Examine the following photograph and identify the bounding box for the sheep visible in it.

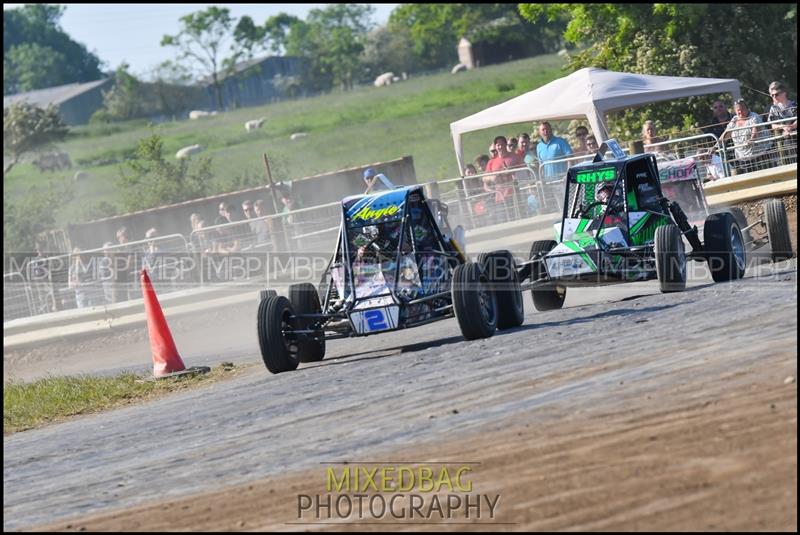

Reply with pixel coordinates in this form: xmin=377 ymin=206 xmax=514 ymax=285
xmin=189 ymin=110 xmax=211 ymax=120
xmin=175 ymin=144 xmax=203 ymax=159
xmin=451 ymin=63 xmax=467 ymax=74
xmin=374 ymin=72 xmax=394 ymax=87
xmin=290 ymin=132 xmax=308 ymax=141
xmin=73 ymin=170 xmax=89 ymax=181
xmin=245 ymin=118 xmax=267 ymax=132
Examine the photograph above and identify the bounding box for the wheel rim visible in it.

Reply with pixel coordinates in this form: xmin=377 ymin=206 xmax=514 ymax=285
xmin=730 ymin=228 xmax=745 ymax=272
xmin=478 ymin=282 xmax=496 ymax=325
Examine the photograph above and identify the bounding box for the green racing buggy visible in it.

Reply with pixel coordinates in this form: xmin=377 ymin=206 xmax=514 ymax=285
xmin=517 ymin=140 xmax=793 ymax=310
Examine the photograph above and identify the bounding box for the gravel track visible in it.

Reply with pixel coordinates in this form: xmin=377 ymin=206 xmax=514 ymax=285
xmin=3 ymin=258 xmax=796 ymax=531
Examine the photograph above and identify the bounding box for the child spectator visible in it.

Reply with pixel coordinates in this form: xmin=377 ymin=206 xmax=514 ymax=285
xmin=474 ymin=154 xmax=490 ymax=173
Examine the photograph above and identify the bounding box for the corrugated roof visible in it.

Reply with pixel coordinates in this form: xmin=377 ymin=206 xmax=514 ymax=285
xmin=3 ymin=78 xmax=112 ymax=109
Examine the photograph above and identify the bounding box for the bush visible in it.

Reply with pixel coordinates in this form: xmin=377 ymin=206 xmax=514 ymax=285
xmin=118 ymin=132 xmax=212 ymax=212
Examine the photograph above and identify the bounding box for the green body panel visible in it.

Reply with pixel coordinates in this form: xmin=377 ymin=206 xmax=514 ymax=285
xmin=629 ymin=214 xmax=670 ymax=246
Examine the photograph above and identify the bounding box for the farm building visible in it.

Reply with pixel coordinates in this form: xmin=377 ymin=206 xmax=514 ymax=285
xmin=203 ymin=55 xmax=305 ymax=111
xmin=3 ymin=78 xmax=113 ymax=126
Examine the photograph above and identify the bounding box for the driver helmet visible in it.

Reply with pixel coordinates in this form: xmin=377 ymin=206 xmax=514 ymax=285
xmin=597 ymin=183 xmax=614 ymax=203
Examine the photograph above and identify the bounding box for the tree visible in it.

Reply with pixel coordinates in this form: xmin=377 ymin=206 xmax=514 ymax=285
xmin=149 ymin=60 xmax=202 ymax=118
xmin=3 ymin=102 xmax=69 ymax=176
xmin=255 ymin=5 xmax=372 ymax=92
xmin=362 ymin=26 xmax=416 ymax=79
xmin=91 ymin=63 xmax=144 ymax=123
xmin=3 ymin=180 xmax=73 ymax=254
xmin=519 ymin=4 xmax=797 ymax=137
xmin=161 ymin=6 xmax=239 ymax=110
xmin=389 ymin=4 xmax=564 ymax=71
xmin=306 ymin=4 xmax=374 ymax=91
xmin=118 ymin=133 xmax=212 ymax=212
xmin=3 ymin=4 xmax=103 ymax=95
xmin=262 ymin=13 xmax=303 ymax=55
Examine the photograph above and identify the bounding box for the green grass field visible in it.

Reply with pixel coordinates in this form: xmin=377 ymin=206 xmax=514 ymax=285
xmin=4 ymin=54 xmax=568 ymax=226
xmin=3 ymin=363 xmax=247 ymax=434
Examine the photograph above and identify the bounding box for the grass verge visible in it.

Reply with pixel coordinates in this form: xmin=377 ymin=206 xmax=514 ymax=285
xmin=3 ymin=362 xmax=249 ymax=435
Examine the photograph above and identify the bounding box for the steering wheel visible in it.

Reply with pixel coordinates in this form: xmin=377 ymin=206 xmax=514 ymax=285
xmin=577 ymin=201 xmax=606 ymax=219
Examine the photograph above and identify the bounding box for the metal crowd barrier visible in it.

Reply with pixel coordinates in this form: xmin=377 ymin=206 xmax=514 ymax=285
xmin=426 ymin=165 xmax=540 ymax=231
xmin=24 ymin=234 xmax=192 ymax=314
xmin=716 ymin=115 xmax=796 ymax=176
xmin=3 ymin=271 xmax=35 ymax=321
xmin=644 ymin=133 xmax=721 ymax=181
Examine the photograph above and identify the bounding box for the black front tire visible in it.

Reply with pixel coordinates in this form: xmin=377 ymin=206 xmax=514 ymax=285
xmin=704 ymin=212 xmax=746 ymax=282
xmin=654 ymin=224 xmax=687 ymax=293
xmin=287 ymin=283 xmax=326 ymax=363
xmin=257 ymin=296 xmax=301 ymax=374
xmin=765 ymin=199 xmax=793 ymax=262
xmin=451 ymin=262 xmax=497 ymax=340
xmin=477 ymin=250 xmax=524 ymax=329
xmin=529 ymin=240 xmax=566 ymax=311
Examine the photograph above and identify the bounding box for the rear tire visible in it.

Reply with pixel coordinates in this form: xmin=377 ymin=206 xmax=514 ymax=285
xmin=451 ymin=262 xmax=497 ymax=340
xmin=287 ymin=283 xmax=326 ymax=363
xmin=765 ymin=199 xmax=793 ymax=262
xmin=257 ymin=296 xmax=301 ymax=374
xmin=259 ymin=289 xmax=277 ymax=302
xmin=529 ymin=240 xmax=566 ymax=311
xmin=704 ymin=212 xmax=746 ymax=282
xmin=654 ymin=224 xmax=687 ymax=292
xmin=477 ymin=250 xmax=524 ymax=329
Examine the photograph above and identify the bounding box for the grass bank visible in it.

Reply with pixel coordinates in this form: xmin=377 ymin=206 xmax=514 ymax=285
xmin=4 ymin=54 xmax=567 ymax=226
xmin=3 ymin=362 xmax=249 ymax=434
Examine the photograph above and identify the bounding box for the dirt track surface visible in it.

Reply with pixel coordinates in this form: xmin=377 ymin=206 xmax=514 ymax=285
xmin=6 ymin=259 xmax=797 ymax=532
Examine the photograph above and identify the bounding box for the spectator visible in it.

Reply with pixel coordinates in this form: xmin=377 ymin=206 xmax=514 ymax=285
xmin=68 ymin=247 xmax=98 ymax=308
xmin=721 ymin=99 xmax=772 ymax=174
xmin=642 ymin=120 xmax=671 ymax=155
xmin=214 ymin=203 xmax=241 ymax=252
xmin=701 ymin=100 xmax=733 ymax=139
xmin=195 ymin=219 xmax=213 ymax=253
xmin=98 ymin=242 xmax=115 ymax=304
xmin=767 ymin=81 xmax=797 ymax=165
xmin=215 ymin=202 xmax=229 ymax=226
xmin=536 ymin=121 xmax=573 ymax=180
xmin=242 ymin=199 xmax=255 ymax=220
xmin=507 ymin=137 xmax=518 ymax=154
xmin=485 ymin=135 xmax=523 ymax=221
xmin=474 ymin=154 xmax=490 ymax=173
xmin=517 ymin=133 xmax=536 ymax=165
xmin=112 ymin=226 xmax=136 ymax=303
xmin=142 ymin=227 xmax=159 ymax=271
xmin=190 ymin=212 xmax=201 ymax=231
xmin=252 ymin=199 xmax=272 ymax=248
xmin=586 ymin=135 xmax=600 ymax=154
xmin=363 ymin=167 xmax=395 ymax=194
xmin=573 ymin=125 xmax=591 ymax=156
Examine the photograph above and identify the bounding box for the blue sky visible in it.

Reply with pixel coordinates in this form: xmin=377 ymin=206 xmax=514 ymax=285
xmin=4 ymin=4 xmax=399 ymax=78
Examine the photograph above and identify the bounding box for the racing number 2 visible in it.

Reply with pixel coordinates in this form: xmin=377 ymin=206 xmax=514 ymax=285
xmin=364 ymin=309 xmax=388 ymax=331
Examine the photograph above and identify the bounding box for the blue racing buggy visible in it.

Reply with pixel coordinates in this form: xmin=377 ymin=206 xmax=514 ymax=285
xmin=256 ymin=186 xmax=525 ymax=373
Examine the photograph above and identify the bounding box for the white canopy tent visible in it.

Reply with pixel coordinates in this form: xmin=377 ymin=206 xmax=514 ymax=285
xmin=450 ymin=67 xmax=741 ymax=172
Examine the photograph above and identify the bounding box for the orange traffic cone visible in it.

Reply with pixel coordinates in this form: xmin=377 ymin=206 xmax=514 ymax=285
xmin=141 ymin=268 xmax=187 ymax=377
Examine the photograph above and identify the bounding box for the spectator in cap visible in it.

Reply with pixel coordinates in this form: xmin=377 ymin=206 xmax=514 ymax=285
xmin=363 ymin=167 xmax=395 ymax=194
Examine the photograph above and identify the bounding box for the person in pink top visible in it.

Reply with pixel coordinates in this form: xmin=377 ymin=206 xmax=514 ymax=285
xmin=483 ymin=135 xmax=522 ymax=219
